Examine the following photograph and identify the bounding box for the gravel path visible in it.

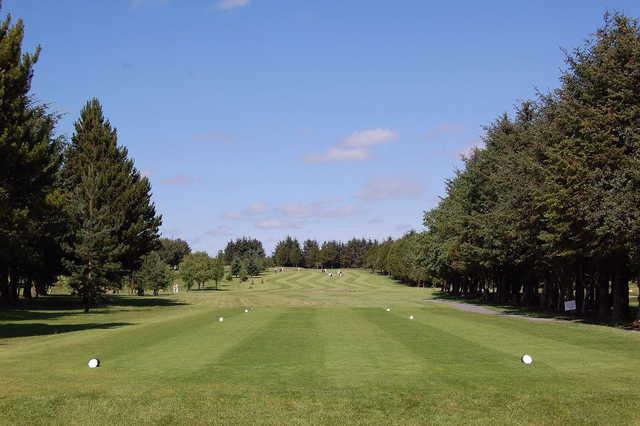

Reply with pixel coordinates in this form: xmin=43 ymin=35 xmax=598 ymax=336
xmin=425 ymin=299 xmax=556 ymax=322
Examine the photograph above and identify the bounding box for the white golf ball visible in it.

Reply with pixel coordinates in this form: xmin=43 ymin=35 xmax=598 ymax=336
xmin=244 ymin=309 xmax=249 ymax=313
xmin=88 ymin=358 xmax=100 ymax=368
xmin=521 ymin=354 xmax=533 ymax=365
xmin=218 ymin=317 xmax=224 ymax=322
xmin=409 ymin=315 xmax=414 ymax=320
xmin=385 ymin=308 xmax=391 ymax=312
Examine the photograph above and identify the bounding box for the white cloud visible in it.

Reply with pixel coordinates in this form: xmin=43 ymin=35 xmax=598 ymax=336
xmin=343 ymin=128 xmax=398 ymax=147
xmin=247 ymin=202 xmax=269 ymax=214
xmin=279 ymin=202 xmax=357 ymax=219
xmin=215 ymin=0 xmax=250 ymax=11
xmin=359 ymin=176 xmax=425 ymax=202
xmin=223 ymin=199 xmax=359 ymax=231
xmin=255 ymin=218 xmax=299 ymax=230
xmin=304 ymin=128 xmax=397 ymax=163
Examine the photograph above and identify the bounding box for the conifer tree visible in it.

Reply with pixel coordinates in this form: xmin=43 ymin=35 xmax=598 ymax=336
xmin=63 ymin=99 xmax=161 ymax=310
xmin=0 ymin=11 xmax=64 ymax=305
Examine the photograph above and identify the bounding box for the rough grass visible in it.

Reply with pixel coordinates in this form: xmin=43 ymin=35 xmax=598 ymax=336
xmin=1 ymin=269 xmax=639 ymax=425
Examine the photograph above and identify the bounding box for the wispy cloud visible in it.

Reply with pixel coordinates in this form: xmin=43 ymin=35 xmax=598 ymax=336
xmin=223 ymin=198 xmax=360 ymax=231
xmin=160 ymin=174 xmax=197 ymax=186
xmin=304 ymin=128 xmax=398 ymax=163
xmin=343 ymin=128 xmax=398 ymax=147
xmin=255 ymin=218 xmax=299 ymax=230
xmin=279 ymin=202 xmax=358 ymax=219
xmin=214 ymin=0 xmax=251 ymax=12
xmin=359 ymin=176 xmax=425 ymax=202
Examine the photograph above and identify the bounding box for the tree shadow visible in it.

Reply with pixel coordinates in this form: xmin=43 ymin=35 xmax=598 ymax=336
xmin=0 ymin=322 xmax=131 ymax=339
xmin=189 ymin=287 xmax=228 ymax=292
xmin=0 ymin=295 xmax=187 ymax=322
xmin=106 ymin=296 xmax=187 ymax=307
xmin=431 ymin=290 xmax=639 ymax=328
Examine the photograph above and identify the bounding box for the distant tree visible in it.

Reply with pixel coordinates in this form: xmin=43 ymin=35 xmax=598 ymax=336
xmin=134 ymin=251 xmax=172 ymax=296
xmin=273 ymin=236 xmax=302 ymax=267
xmin=212 ymin=252 xmax=225 ymax=289
xmin=320 ymin=241 xmax=341 ymax=268
xmin=224 ymin=237 xmax=265 ymax=263
xmin=179 ymin=252 xmax=213 ymax=290
xmin=225 ymin=271 xmax=233 ymax=281
xmin=231 ymin=257 xmax=242 ymax=277
xmin=158 ymin=238 xmax=191 ymax=269
xmin=247 ymin=256 xmax=260 ymax=276
xmin=239 ymin=265 xmax=248 ymax=282
xmin=302 ymin=239 xmax=321 ymax=268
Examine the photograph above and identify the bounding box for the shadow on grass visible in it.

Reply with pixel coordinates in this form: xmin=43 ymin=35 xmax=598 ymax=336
xmin=189 ymin=287 xmax=228 ymax=292
xmin=0 ymin=294 xmax=187 ymax=322
xmin=0 ymin=321 xmax=131 ymax=339
xmin=431 ymin=291 xmax=639 ymax=328
xmin=106 ymin=296 xmax=187 ymax=307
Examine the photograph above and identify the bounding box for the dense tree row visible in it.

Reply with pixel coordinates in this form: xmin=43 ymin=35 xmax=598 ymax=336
xmin=224 ymin=237 xmax=267 ymax=277
xmin=364 ymin=233 xmax=430 ymax=286
xmin=273 ymin=236 xmax=377 ymax=269
xmin=0 ymin=10 xmax=162 ymax=310
xmin=380 ymin=14 xmax=640 ymax=322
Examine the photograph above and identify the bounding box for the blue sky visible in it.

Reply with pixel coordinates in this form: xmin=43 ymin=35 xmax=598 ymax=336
xmin=7 ymin=0 xmax=640 ymax=254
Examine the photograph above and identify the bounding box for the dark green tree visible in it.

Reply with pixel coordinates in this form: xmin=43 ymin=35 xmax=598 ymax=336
xmin=0 ymin=11 xmax=65 ymax=305
xmin=158 ymin=238 xmax=191 ymax=269
xmin=134 ymin=251 xmax=172 ymax=296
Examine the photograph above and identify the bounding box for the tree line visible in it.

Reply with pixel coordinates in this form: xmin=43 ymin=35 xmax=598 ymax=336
xmin=272 ymin=237 xmax=377 ymax=269
xmin=366 ymin=14 xmax=640 ymax=322
xmin=0 ymin=10 xmax=164 ymax=310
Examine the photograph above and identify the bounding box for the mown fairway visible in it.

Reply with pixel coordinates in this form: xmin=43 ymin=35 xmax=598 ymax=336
xmin=1 ymin=269 xmax=639 ymax=425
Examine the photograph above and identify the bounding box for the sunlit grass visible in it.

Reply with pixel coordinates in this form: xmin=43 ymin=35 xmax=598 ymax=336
xmin=1 ymin=269 xmax=639 ymax=425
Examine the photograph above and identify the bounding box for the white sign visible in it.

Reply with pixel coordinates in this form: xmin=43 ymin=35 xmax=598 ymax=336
xmin=564 ymin=300 xmax=576 ymax=311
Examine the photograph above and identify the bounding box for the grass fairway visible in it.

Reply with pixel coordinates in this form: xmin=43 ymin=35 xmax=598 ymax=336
xmin=1 ymin=269 xmax=639 ymax=425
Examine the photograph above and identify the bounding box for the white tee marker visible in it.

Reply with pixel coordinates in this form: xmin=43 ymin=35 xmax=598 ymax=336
xmin=88 ymin=358 xmax=100 ymax=368
xmin=521 ymin=354 xmax=533 ymax=365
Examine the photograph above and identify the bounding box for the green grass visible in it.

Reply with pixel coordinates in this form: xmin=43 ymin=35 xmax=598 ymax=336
xmin=2 ymin=269 xmax=640 ymax=425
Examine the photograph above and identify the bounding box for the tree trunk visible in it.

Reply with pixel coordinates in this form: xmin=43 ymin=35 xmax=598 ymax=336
xmin=597 ymin=270 xmax=610 ymax=321
xmin=0 ymin=265 xmax=9 ymax=306
xmin=611 ymin=261 xmax=629 ymax=322
xmin=575 ymin=264 xmax=585 ymax=315
xmin=23 ymin=281 xmax=32 ymax=300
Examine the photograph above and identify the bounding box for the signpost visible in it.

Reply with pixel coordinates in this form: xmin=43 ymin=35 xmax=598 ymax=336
xmin=564 ymin=300 xmax=576 ymax=312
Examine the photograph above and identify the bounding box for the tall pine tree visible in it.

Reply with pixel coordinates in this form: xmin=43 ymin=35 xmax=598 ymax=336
xmin=0 ymin=11 xmax=64 ymax=305
xmin=63 ymin=99 xmax=161 ymax=310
